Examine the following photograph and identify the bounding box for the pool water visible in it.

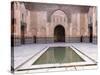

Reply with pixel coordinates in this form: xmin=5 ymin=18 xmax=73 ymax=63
xmin=32 ymin=47 xmax=84 ymax=65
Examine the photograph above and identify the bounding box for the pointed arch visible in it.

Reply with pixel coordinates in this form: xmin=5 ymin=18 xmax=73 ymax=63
xmin=51 ymin=10 xmax=67 ymax=23
xmin=51 ymin=9 xmax=67 ymax=17
xmin=54 ymin=25 xmax=65 ymax=42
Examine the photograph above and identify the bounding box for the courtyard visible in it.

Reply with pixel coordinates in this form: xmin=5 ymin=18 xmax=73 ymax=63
xmin=13 ymin=43 xmax=97 ymax=73
xmin=11 ymin=2 xmax=98 ymax=74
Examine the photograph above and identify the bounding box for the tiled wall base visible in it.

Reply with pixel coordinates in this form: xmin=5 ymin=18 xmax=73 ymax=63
xmin=25 ymin=37 xmax=34 ymax=44
xmin=93 ymin=37 xmax=97 ymax=44
xmin=14 ymin=38 xmax=21 ymax=46
xmin=82 ymin=37 xmax=89 ymax=43
xmin=13 ymin=37 xmax=97 ymax=46
xmin=36 ymin=37 xmax=54 ymax=43
xmin=68 ymin=37 xmax=80 ymax=43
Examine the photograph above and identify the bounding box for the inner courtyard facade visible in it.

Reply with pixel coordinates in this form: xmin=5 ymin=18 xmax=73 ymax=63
xmin=11 ymin=2 xmax=97 ymax=46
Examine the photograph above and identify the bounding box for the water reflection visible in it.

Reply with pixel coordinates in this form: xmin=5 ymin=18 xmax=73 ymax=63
xmin=53 ymin=47 xmax=65 ymax=63
xmin=33 ymin=47 xmax=84 ymax=65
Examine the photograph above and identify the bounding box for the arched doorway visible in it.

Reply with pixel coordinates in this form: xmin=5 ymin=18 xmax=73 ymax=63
xmin=54 ymin=25 xmax=65 ymax=42
xmin=21 ymin=24 xmax=27 ymax=44
xmin=21 ymin=25 xmax=25 ymax=44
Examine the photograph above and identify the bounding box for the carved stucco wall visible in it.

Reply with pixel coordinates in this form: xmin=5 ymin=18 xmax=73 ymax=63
xmin=50 ymin=10 xmax=68 ymax=37
xmin=12 ymin=2 xmax=97 ymax=45
xmin=24 ymin=2 xmax=90 ymax=38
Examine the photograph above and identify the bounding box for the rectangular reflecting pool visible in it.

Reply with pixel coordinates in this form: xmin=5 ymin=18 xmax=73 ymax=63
xmin=32 ymin=47 xmax=84 ymax=65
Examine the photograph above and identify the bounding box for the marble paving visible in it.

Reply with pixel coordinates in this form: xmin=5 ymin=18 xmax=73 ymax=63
xmin=12 ymin=43 xmax=98 ymax=73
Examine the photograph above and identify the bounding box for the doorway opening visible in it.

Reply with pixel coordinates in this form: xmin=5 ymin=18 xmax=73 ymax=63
xmin=21 ymin=25 xmax=25 ymax=44
xmin=89 ymin=26 xmax=93 ymax=43
xmin=54 ymin=25 xmax=65 ymax=42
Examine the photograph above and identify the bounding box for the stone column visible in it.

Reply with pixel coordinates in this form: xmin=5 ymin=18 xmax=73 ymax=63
xmin=14 ymin=2 xmax=21 ymax=46
xmin=84 ymin=13 xmax=89 ymax=42
xmin=92 ymin=7 xmax=97 ymax=44
xmin=77 ymin=13 xmax=80 ymax=37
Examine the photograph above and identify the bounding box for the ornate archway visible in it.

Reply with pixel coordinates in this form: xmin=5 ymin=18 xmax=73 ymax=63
xmin=54 ymin=25 xmax=65 ymax=42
